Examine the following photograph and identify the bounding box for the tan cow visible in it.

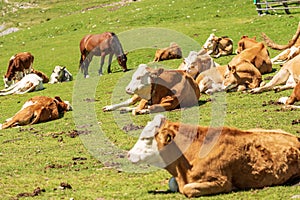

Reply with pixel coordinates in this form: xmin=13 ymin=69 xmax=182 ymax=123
xmin=230 ymin=42 xmax=272 ymax=75
xmin=202 ymin=33 xmax=233 ymax=58
xmin=250 ymin=54 xmax=300 ymax=94
xmin=222 ymin=62 xmax=262 ymax=91
xmin=0 ymin=96 xmax=72 ymax=129
xmin=195 ymin=65 xmax=227 ymax=94
xmin=178 ymin=49 xmax=219 ymax=79
xmin=262 ymin=22 xmax=300 ymax=64
xmin=128 ymin=114 xmax=300 ymax=197
xmin=3 ymin=52 xmax=34 ymax=88
xmin=235 ymin=35 xmax=258 ymax=54
xmin=103 ymin=64 xmax=200 ymax=115
xmin=153 ymin=42 xmax=182 ymax=62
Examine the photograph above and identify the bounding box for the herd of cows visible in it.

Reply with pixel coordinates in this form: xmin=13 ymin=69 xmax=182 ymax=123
xmin=1 ymin=23 xmax=300 ymax=197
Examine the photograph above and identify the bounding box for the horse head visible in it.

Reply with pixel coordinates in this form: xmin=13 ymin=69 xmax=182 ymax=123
xmin=117 ymin=53 xmax=128 ymax=72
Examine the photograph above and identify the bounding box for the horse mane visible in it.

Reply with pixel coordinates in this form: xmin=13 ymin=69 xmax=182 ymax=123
xmin=262 ymin=22 xmax=300 ymax=50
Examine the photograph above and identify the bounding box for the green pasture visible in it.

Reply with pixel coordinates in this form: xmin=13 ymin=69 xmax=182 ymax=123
xmin=0 ymin=0 xmax=300 ymax=199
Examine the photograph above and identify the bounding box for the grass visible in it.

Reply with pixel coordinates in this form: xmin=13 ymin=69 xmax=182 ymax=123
xmin=0 ymin=0 xmax=300 ymax=199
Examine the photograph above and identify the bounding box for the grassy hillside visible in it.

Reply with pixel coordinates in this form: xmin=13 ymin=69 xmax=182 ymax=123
xmin=0 ymin=0 xmax=300 ymax=199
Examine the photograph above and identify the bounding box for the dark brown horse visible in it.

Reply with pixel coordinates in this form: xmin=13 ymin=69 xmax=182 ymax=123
xmin=79 ymin=32 xmax=128 ymax=78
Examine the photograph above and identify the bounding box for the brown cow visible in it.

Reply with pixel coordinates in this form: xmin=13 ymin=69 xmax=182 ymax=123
xmin=222 ymin=62 xmax=262 ymax=91
xmin=32 ymin=69 xmax=49 ymax=83
xmin=202 ymin=33 xmax=233 ymax=58
xmin=236 ymin=35 xmax=258 ymax=54
xmin=153 ymin=42 xmax=182 ymax=62
xmin=103 ymin=64 xmax=200 ymax=115
xmin=230 ymin=42 xmax=272 ymax=74
xmin=128 ymin=114 xmax=300 ymax=197
xmin=0 ymin=96 xmax=72 ymax=129
xmin=3 ymin=52 xmax=34 ymax=88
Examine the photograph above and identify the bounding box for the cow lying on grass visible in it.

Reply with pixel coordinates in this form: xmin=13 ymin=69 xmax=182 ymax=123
xmin=153 ymin=42 xmax=182 ymax=62
xmin=235 ymin=35 xmax=258 ymax=54
xmin=250 ymin=54 xmax=300 ymax=94
xmin=178 ymin=50 xmax=219 ymax=79
xmin=128 ymin=114 xmax=300 ymax=197
xmin=103 ymin=64 xmax=200 ymax=115
xmin=49 ymin=66 xmax=73 ymax=84
xmin=0 ymin=96 xmax=72 ymax=129
xmin=202 ymin=33 xmax=233 ymax=58
xmin=230 ymin=42 xmax=272 ymax=75
xmin=0 ymin=74 xmax=44 ymax=96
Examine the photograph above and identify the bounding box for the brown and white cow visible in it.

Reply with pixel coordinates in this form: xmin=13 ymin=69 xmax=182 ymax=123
xmin=250 ymin=54 xmax=300 ymax=94
xmin=153 ymin=42 xmax=182 ymax=62
xmin=128 ymin=114 xmax=300 ymax=197
xmin=230 ymin=42 xmax=272 ymax=75
xmin=178 ymin=49 xmax=219 ymax=79
xmin=3 ymin=52 xmax=34 ymax=88
xmin=202 ymin=33 xmax=233 ymax=58
xmin=0 ymin=96 xmax=72 ymax=129
xmin=235 ymin=35 xmax=258 ymax=54
xmin=103 ymin=64 xmax=200 ymax=115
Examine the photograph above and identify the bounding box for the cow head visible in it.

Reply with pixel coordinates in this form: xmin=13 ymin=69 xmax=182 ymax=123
xmin=203 ymin=33 xmax=216 ymax=50
xmin=117 ymin=53 xmax=128 ymax=72
xmin=3 ymin=76 xmax=12 ymax=88
xmin=125 ymin=64 xmax=164 ymax=100
xmin=222 ymin=65 xmax=239 ymax=91
xmin=128 ymin=114 xmax=167 ymax=168
xmin=236 ymin=36 xmax=257 ymax=54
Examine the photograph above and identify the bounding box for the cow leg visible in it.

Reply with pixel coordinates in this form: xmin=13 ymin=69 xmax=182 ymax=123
xmin=250 ymin=69 xmax=290 ymax=94
xmin=132 ymin=99 xmax=149 ymax=115
xmin=107 ymin=53 xmax=113 ymax=74
xmin=144 ymin=97 xmax=179 ymax=114
xmin=182 ymin=180 xmax=232 ymax=198
xmin=103 ymin=95 xmax=141 ymax=112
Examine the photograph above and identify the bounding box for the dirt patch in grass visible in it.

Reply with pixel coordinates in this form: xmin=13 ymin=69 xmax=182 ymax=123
xmin=16 ymin=187 xmax=45 ymax=198
xmin=122 ymin=123 xmax=144 ymax=132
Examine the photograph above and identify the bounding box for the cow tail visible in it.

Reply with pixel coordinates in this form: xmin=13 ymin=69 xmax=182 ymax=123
xmin=262 ymin=22 xmax=300 ymax=50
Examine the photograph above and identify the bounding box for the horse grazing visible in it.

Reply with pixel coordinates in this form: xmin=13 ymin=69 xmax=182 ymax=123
xmin=79 ymin=32 xmax=128 ymax=78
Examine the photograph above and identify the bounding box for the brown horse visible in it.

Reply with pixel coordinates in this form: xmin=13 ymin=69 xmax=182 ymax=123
xmin=79 ymin=32 xmax=128 ymax=78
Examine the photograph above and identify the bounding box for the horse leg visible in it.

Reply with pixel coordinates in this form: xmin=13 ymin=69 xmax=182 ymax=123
xmin=99 ymin=54 xmax=106 ymax=76
xmin=107 ymin=53 xmax=113 ymax=74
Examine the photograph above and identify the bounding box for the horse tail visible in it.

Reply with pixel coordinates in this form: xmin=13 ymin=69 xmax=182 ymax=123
xmin=262 ymin=22 xmax=300 ymax=50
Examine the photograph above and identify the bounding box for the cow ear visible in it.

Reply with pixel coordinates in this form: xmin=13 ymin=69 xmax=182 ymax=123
xmin=230 ymin=66 xmax=236 ymax=73
xmin=150 ymin=68 xmax=164 ymax=78
xmin=54 ymin=96 xmax=63 ymax=102
xmin=241 ymin=35 xmax=248 ymax=39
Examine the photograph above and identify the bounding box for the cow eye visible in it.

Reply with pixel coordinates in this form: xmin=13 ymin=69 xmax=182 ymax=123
xmin=136 ymin=76 xmax=141 ymax=80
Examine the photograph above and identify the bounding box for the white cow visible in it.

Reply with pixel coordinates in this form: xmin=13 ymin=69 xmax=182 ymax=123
xmin=0 ymin=74 xmax=44 ymax=96
xmin=178 ymin=50 xmax=219 ymax=79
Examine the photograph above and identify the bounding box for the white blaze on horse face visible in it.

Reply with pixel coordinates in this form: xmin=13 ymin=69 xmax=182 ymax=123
xmin=125 ymin=64 xmax=152 ymax=100
xmin=128 ymin=114 xmax=167 ymax=168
